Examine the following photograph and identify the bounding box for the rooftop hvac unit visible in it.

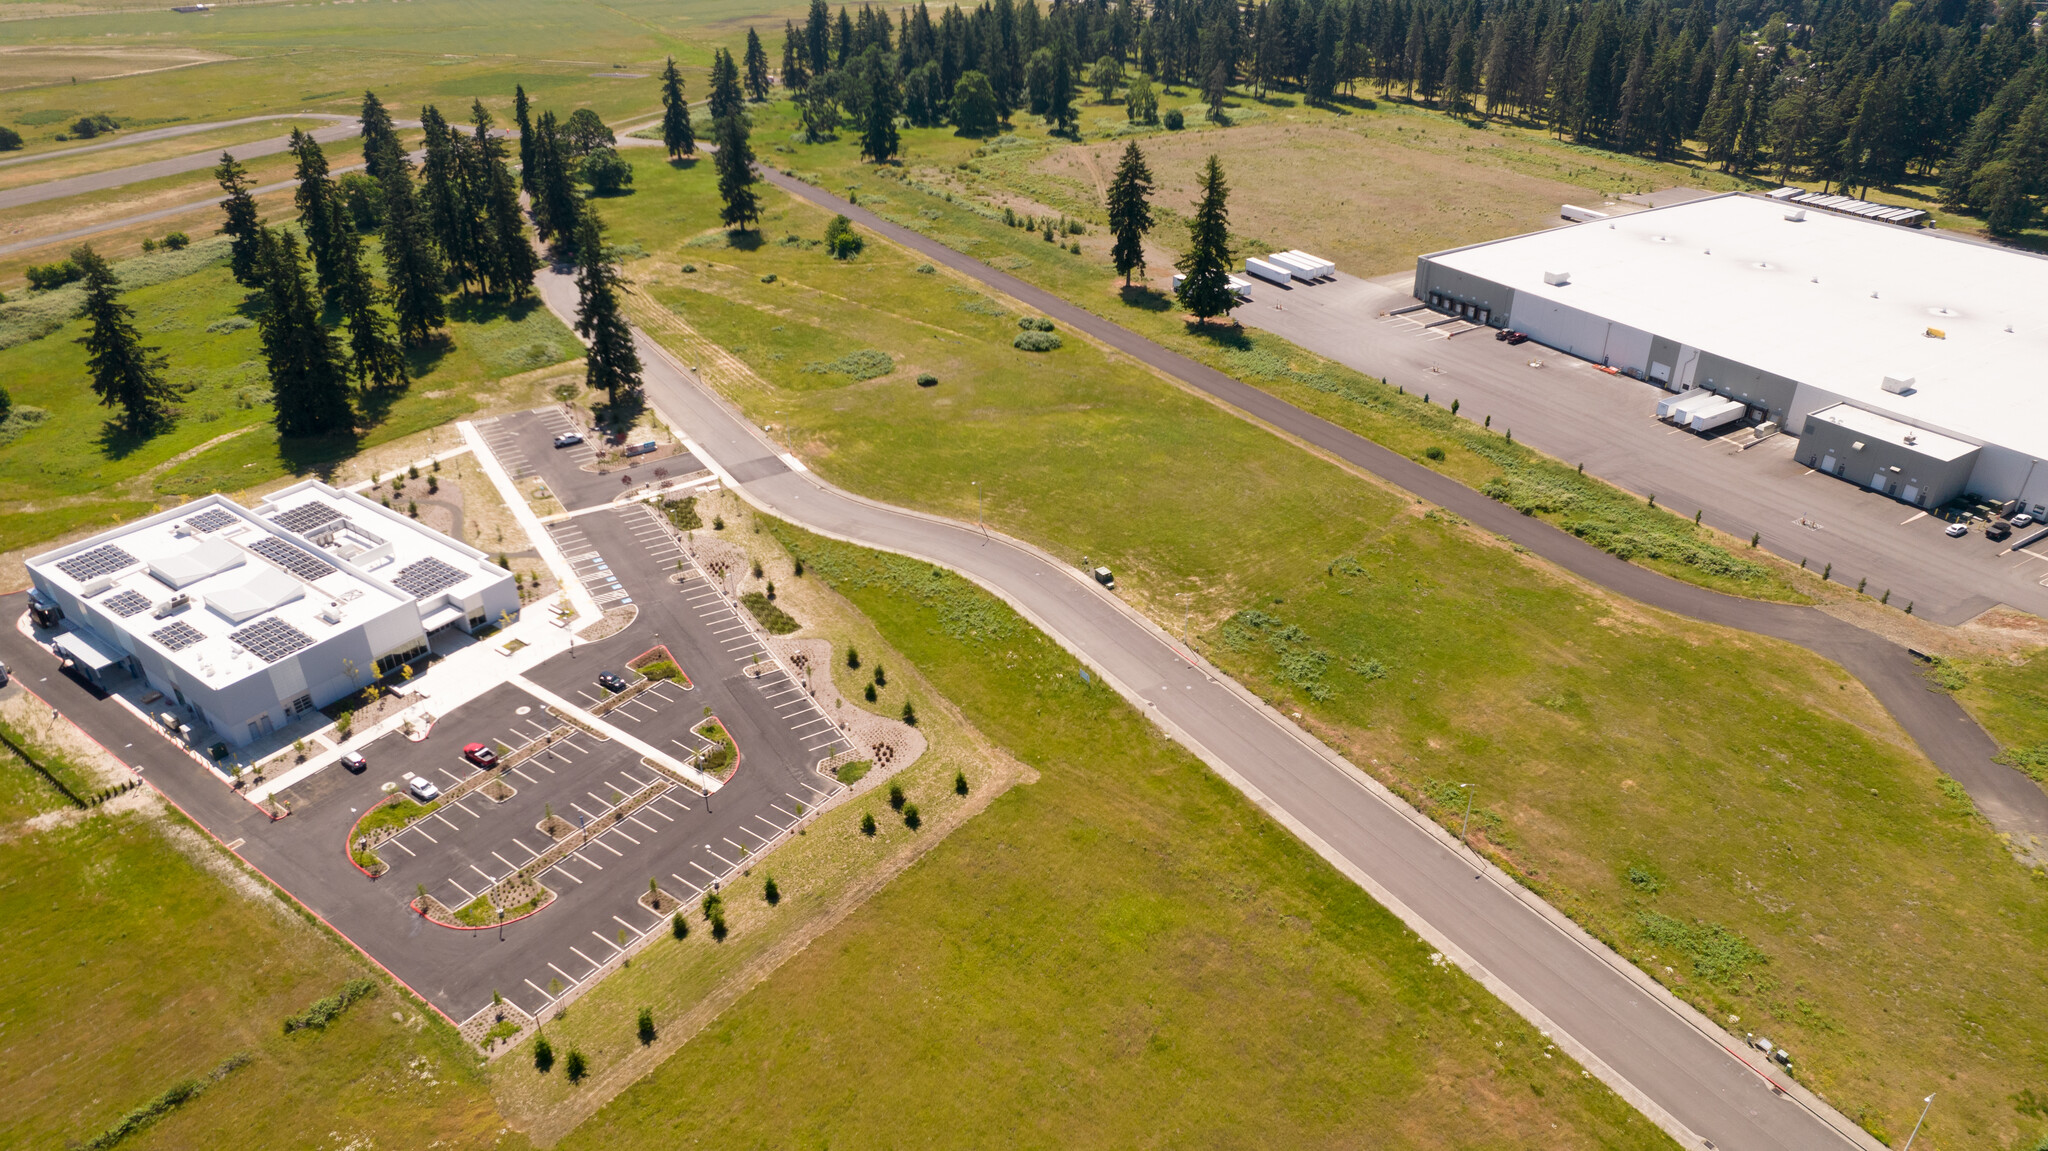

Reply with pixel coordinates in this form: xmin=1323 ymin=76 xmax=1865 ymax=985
xmin=1882 ymin=375 xmax=1916 ymax=394
xmin=152 ymin=593 xmax=189 ymax=618
xmin=1785 ymin=208 xmax=1806 ymax=222
xmin=1543 ymin=270 xmax=1571 ymax=286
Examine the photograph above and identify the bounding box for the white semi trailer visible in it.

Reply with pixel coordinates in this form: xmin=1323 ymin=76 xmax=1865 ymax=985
xmin=1688 ymin=397 xmax=1748 ymax=432
xmin=1659 ymin=388 xmax=1724 ymax=422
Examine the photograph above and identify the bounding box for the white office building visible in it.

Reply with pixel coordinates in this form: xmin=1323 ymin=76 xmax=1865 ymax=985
xmin=26 ymin=480 xmax=518 ymax=747
xmin=1414 ymin=192 xmax=2048 ymax=512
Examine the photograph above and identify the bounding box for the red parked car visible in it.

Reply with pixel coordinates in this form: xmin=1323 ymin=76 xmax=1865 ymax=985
xmin=463 ymin=743 xmax=499 ymax=768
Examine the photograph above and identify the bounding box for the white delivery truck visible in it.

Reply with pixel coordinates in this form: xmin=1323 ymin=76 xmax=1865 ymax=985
xmin=1244 ymin=257 xmax=1295 ymax=286
xmin=1276 ymin=249 xmax=1335 ymax=278
xmin=1688 ymin=397 xmax=1748 ymax=432
xmin=1659 ymin=388 xmax=1724 ymax=422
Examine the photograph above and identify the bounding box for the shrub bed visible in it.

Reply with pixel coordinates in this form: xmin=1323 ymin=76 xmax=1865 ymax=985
xmin=741 ymin=591 xmax=801 ymax=633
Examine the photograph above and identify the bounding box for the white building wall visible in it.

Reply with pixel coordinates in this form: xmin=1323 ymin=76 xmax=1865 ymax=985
xmin=1602 ymin=323 xmax=1655 ymax=377
xmin=1508 ymin=289 xmax=1614 ymax=363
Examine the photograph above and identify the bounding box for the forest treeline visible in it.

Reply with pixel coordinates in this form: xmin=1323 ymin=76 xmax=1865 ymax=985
xmin=768 ymin=0 xmax=2048 ymax=231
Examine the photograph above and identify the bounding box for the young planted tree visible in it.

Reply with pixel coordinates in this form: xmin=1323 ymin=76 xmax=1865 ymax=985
xmin=73 ymin=245 xmax=177 ymax=432
xmin=743 ymin=27 xmax=773 ymax=101
xmin=713 ymin=112 xmax=762 ymax=231
xmin=254 ymin=229 xmax=356 ymax=437
xmin=214 ymin=153 xmax=265 ymax=287
xmin=1106 ymin=141 xmax=1155 ymax=286
xmin=659 ymin=57 xmax=696 ymax=159
xmin=1090 ymin=55 xmax=1124 ymax=103
xmin=1175 ymin=154 xmax=1236 ymax=322
xmin=289 ymin=129 xmax=350 ymax=301
xmin=572 ymin=204 xmax=644 ymax=419
xmin=859 ymin=54 xmax=901 ymax=163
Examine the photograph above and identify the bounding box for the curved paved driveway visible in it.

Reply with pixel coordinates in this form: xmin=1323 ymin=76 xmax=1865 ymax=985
xmin=531 ymin=255 xmax=1884 ymax=1150
xmin=748 ymin=164 xmax=2048 ymax=861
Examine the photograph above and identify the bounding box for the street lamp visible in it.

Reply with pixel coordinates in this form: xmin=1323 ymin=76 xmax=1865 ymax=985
xmin=972 ymin=480 xmax=984 ymax=542
xmin=1902 ymin=1094 xmax=1935 ymax=1150
xmin=1458 ymin=783 xmax=1474 ymax=846
xmin=498 ymin=907 xmax=505 ymax=942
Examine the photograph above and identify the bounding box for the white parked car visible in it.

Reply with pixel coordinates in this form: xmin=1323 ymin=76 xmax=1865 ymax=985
xmin=2012 ymin=513 xmax=2035 ymax=528
xmin=1945 ymin=522 xmax=1969 ymax=538
xmin=408 ymin=776 xmax=441 ymax=802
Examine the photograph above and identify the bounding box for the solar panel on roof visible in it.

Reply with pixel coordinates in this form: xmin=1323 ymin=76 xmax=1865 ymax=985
xmin=184 ymin=507 xmax=238 ymax=534
xmin=250 ymin=536 xmax=338 ymax=581
xmin=151 ymin=620 xmax=205 ymax=651
xmin=55 ymin=544 xmax=139 ymax=582
xmin=268 ymin=503 xmax=346 ymax=535
xmin=392 ymin=556 xmax=467 ymax=598
xmin=230 ymin=616 xmax=314 ymax=663
xmin=101 ymin=589 xmax=152 ymax=618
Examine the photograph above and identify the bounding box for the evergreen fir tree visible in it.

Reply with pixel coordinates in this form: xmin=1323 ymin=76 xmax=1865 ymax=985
xmin=253 ymin=229 xmax=356 ymax=438
xmin=469 ymin=101 xmax=539 ymax=297
xmin=377 ymin=162 xmax=447 ymax=347
xmin=214 ymin=153 xmax=265 ymax=288
xmin=571 ymin=204 xmax=644 ymax=419
xmin=418 ymin=105 xmax=480 ymax=291
xmin=860 ymin=53 xmax=901 ymax=161
xmin=359 ymin=90 xmax=405 ymax=181
xmin=329 ymin=223 xmax=410 ymax=391
xmin=1105 ymin=141 xmax=1154 ymax=286
xmin=514 ymin=84 xmax=536 ymax=195
xmin=782 ymin=21 xmax=811 ymax=92
xmin=744 ymin=27 xmax=773 ymax=101
xmin=1174 ymin=154 xmax=1236 ymax=321
xmin=806 ymin=0 xmax=832 ymax=76
xmin=660 ymin=57 xmax=696 ymax=159
xmin=709 ymin=49 xmax=747 ymax=123
xmin=290 ymin=129 xmax=350 ymax=302
xmin=73 ymin=245 xmax=177 ymax=432
xmin=531 ymin=111 xmax=584 ymax=259
xmin=714 ymin=110 xmax=762 ymax=231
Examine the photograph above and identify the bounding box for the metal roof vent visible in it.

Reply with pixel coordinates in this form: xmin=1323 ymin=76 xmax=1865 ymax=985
xmin=1882 ymin=375 xmax=1916 ymax=395
xmin=1543 ymin=270 xmax=1571 ymax=286
xmin=1785 ymin=208 xmax=1806 ymax=221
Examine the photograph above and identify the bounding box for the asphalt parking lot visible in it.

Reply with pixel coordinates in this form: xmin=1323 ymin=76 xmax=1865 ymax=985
xmin=1240 ymin=271 xmax=2048 ymax=624
xmin=476 ymin=408 xmax=707 ymax=513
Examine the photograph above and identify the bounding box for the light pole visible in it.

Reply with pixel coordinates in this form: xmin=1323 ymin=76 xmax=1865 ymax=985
xmin=1902 ymin=1094 xmax=1935 ymax=1150
xmin=498 ymin=907 xmax=505 ymax=942
xmin=1458 ymin=783 xmax=1474 ymax=847
xmin=972 ymin=480 xmax=986 ymax=543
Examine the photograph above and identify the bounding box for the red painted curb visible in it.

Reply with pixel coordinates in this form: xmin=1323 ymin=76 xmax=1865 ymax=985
xmin=694 ymin=713 xmax=742 ymax=784
xmin=11 ymin=682 xmax=460 ymax=1028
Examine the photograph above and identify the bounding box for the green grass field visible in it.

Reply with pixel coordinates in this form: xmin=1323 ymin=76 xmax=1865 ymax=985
xmin=0 ymin=741 xmax=520 ymax=1150
xmin=602 ymin=151 xmax=2048 ymax=1149
xmin=519 ymin=517 xmax=1672 ymax=1150
xmin=0 ymin=232 xmax=579 ymax=554
xmin=1953 ymin=650 xmax=2048 ymax=790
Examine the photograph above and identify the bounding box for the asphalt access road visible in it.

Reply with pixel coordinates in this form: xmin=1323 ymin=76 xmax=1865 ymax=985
xmin=0 ymin=119 xmax=373 ymax=211
xmin=534 ymin=190 xmax=1921 ymax=1148
xmin=0 ymin=113 xmax=361 ymax=170
xmin=1238 ymin=271 xmax=2048 ymax=626
xmin=749 ymin=165 xmax=2048 ymax=861
xmin=475 ymin=408 xmax=707 ymax=514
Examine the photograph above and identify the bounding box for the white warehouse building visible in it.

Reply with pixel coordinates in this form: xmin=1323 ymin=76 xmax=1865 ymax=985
xmin=26 ymin=480 xmax=518 ymax=747
xmin=1414 ymin=192 xmax=2048 ymax=513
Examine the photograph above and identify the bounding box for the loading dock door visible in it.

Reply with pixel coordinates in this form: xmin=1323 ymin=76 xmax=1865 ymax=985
xmin=1820 ymin=454 xmax=1837 ymax=473
xmin=1903 ymin=484 xmax=1920 ymax=504
xmin=1872 ymin=470 xmax=1889 ymax=490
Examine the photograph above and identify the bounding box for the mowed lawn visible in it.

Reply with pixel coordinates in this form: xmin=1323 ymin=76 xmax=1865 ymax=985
xmin=0 ymin=235 xmax=580 ymax=554
xmin=546 ymin=527 xmax=1673 ymax=1150
xmin=607 ymin=152 xmax=2048 ymax=1148
xmin=0 ymin=758 xmax=517 ymax=1149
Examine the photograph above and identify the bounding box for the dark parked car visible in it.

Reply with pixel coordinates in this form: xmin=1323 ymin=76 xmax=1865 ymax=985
xmin=462 ymin=742 xmax=499 ymax=768
xmin=597 ymin=671 xmax=629 ymax=693
xmin=1504 ymin=331 xmax=1530 ymax=345
xmin=1986 ymin=521 xmax=2012 ymax=542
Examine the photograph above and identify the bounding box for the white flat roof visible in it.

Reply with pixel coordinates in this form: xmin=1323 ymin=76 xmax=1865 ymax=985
xmin=1806 ymin=401 xmax=1979 ymax=462
xmin=1426 ymin=193 xmax=2048 ymax=459
xmin=27 ymin=481 xmax=508 ymax=691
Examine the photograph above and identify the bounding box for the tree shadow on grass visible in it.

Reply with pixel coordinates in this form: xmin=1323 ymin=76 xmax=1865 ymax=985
xmin=401 ymin=329 xmax=455 ymax=381
xmin=1184 ymin=316 xmax=1251 ymax=351
xmin=93 ymin=416 xmax=172 ymax=462
xmin=1118 ymin=284 xmax=1174 ymax=312
xmin=278 ymin=429 xmax=360 ymax=481
xmin=722 ymin=228 xmax=765 ymax=251
xmin=667 ymin=156 xmax=699 ymax=169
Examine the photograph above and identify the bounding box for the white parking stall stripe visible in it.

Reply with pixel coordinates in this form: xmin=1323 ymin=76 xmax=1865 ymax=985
xmin=524 ymin=978 xmax=556 ymax=1002
xmin=611 ymin=827 xmax=642 ymax=845
xmin=388 ymin=838 xmax=417 ymax=856
xmin=613 ymin=915 xmax=643 ymax=934
xmin=493 ymin=850 xmax=521 ymax=870
xmin=629 ymin=814 xmax=659 ymax=833
xmin=549 ymin=961 xmax=579 ymax=983
xmin=572 ymin=944 xmax=604 ymax=967
xmin=592 ymin=931 xmax=625 ymax=954
xmin=670 ymin=872 xmax=702 ymax=895
xmin=471 ymin=863 xmax=495 ymax=884
xmin=572 ymin=849 xmax=605 ymax=869
xmin=445 ymin=877 xmax=474 ymax=900
xmin=550 ymin=865 xmax=584 ymax=884
xmin=689 ymin=859 xmax=720 ymax=880
xmin=413 ymin=826 xmax=439 ymax=844
xmin=594 ymin=838 xmax=624 ymax=857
